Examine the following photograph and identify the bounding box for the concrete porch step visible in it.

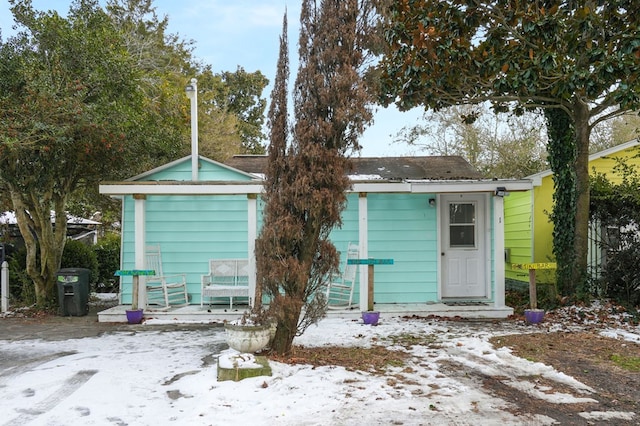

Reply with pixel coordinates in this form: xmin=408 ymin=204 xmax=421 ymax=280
xmin=97 ymin=303 xmax=513 ymax=323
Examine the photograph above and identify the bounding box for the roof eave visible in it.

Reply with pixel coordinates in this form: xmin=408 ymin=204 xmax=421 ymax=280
xmin=100 ymin=178 xmax=532 ymax=196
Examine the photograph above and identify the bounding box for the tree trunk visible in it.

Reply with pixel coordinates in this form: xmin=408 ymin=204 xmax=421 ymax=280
xmin=573 ymin=100 xmax=591 ymax=299
xmin=271 ymin=235 xmax=317 ymax=354
xmin=9 ymin=188 xmax=67 ymax=307
xmin=270 ymin=294 xmax=304 ymax=355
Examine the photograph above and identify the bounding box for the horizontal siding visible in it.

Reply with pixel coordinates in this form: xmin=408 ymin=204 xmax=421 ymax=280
xmin=589 ymin=147 xmax=640 ymax=184
xmin=528 ymin=147 xmax=640 ymax=281
xmin=120 ymin=195 xmax=250 ymax=303
xmin=504 ymin=191 xmax=533 ymax=282
xmin=366 ymin=193 xmax=437 ymax=303
xmin=533 ymin=176 xmax=555 ymax=268
xmin=120 ymin=191 xmax=443 ymax=305
xmin=328 ymin=194 xmax=363 ymax=301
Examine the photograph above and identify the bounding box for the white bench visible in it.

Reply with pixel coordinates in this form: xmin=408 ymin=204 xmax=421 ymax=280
xmin=200 ymin=259 xmax=250 ymax=309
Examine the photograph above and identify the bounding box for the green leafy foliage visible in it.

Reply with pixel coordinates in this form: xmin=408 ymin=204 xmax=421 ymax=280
xmin=6 ymin=247 xmax=35 ymax=305
xmin=590 ymin=159 xmax=640 ymax=307
xmin=92 ymin=232 xmax=121 ymax=293
xmin=209 ymin=66 xmax=269 ymax=154
xmin=0 ymin=0 xmax=270 ymax=307
xmin=376 ymin=0 xmax=640 ymax=298
xmin=591 ymin=160 xmax=640 ymax=226
xmin=60 ymin=240 xmax=99 ymax=286
xmin=546 ymin=108 xmax=579 ymax=297
xmin=598 ymin=241 xmax=640 ymax=307
xmin=378 ymin=0 xmax=640 ymax=112
xmin=6 ymin=234 xmax=119 ymax=304
xmin=0 ymin=0 xmax=147 ymax=305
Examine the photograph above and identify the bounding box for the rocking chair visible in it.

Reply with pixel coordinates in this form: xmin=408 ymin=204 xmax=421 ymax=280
xmin=326 ymin=243 xmax=359 ymax=309
xmin=144 ymin=244 xmax=189 ymax=310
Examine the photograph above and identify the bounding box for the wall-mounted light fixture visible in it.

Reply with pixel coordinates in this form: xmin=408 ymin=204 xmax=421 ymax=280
xmin=429 ymin=198 xmax=436 ymax=207
xmin=494 ymin=186 xmax=509 ymax=197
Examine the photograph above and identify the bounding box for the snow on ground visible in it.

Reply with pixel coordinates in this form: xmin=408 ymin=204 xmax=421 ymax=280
xmin=600 ymin=328 xmax=640 ymax=344
xmin=0 ymin=308 xmax=638 ymax=426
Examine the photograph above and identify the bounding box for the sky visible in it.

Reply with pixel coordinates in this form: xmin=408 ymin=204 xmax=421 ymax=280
xmin=0 ymin=0 xmax=426 ymax=158
xmin=1 ymin=301 xmax=638 ymax=425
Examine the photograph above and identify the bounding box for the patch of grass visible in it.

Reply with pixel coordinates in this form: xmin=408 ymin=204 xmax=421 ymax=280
xmin=387 ymin=359 xmax=405 ymax=368
xmin=610 ymin=354 xmax=640 ymax=371
xmin=272 ymin=345 xmax=409 ymax=374
xmin=388 ymin=333 xmax=439 ymax=348
xmin=491 ymin=334 xmax=546 ymax=362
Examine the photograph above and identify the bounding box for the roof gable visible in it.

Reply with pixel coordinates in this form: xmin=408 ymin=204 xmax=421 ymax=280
xmin=128 ymin=156 xmax=257 ymax=182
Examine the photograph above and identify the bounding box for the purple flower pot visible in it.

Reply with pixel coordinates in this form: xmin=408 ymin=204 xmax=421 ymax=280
xmin=524 ymin=309 xmax=545 ymax=324
xmin=126 ymin=309 xmax=144 ymax=324
xmin=362 ymin=311 xmax=380 ymax=325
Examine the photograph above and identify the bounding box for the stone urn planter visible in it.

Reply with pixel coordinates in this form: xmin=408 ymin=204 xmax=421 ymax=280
xmin=224 ymin=323 xmax=272 ymax=353
xmin=361 ymin=311 xmax=380 ymax=325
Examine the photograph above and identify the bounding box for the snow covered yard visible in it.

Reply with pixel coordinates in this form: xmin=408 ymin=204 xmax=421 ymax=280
xmin=0 ymin=304 xmax=638 ymax=425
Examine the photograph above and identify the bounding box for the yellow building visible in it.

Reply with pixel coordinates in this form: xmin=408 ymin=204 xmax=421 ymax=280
xmin=504 ymin=139 xmax=640 ymax=284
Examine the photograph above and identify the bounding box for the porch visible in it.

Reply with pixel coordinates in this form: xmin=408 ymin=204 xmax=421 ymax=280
xmin=97 ymin=303 xmax=514 ymax=323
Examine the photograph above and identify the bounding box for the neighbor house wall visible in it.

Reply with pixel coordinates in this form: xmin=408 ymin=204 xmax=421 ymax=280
xmin=505 ymin=141 xmax=640 ymax=285
xmin=504 ymin=190 xmax=534 ymax=283
xmin=589 ymin=144 xmax=640 ymax=182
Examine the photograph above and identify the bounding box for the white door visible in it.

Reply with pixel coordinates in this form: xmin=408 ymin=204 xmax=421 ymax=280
xmin=440 ymin=194 xmax=487 ymax=298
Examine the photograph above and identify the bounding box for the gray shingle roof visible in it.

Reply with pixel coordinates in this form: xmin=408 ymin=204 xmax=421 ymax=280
xmin=224 ymin=155 xmax=483 ymax=181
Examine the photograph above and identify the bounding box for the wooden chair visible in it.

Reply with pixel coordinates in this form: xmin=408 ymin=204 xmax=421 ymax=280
xmin=326 ymin=243 xmax=359 ymax=309
xmin=144 ymin=244 xmax=189 ymax=310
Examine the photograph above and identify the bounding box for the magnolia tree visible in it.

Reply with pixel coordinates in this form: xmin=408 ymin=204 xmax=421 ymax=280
xmin=0 ymin=0 xmax=270 ymax=306
xmin=376 ymin=0 xmax=640 ymax=298
xmin=256 ymin=0 xmax=375 ymax=355
xmin=0 ymin=0 xmax=147 ymax=305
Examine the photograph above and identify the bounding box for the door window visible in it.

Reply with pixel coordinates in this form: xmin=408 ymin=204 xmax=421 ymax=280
xmin=449 ymin=202 xmax=476 ymax=247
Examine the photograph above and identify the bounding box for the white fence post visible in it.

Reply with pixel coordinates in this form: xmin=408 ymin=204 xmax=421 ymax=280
xmin=1 ymin=261 xmax=8 ymax=313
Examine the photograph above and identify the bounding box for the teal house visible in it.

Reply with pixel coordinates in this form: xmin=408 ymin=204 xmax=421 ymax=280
xmin=100 ymin=154 xmax=531 ymax=319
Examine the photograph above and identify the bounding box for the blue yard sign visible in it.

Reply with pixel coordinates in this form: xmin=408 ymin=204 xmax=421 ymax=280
xmin=348 ymin=258 xmax=394 ymax=265
xmin=348 ymin=258 xmax=394 ymax=311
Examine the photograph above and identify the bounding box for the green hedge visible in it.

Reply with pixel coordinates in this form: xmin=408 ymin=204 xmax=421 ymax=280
xmin=6 ymin=234 xmax=121 ymax=305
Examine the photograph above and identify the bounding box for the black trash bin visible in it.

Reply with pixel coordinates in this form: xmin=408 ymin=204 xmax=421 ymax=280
xmin=57 ymin=268 xmax=90 ymax=316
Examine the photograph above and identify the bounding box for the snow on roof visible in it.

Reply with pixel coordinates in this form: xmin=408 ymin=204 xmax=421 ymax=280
xmin=0 ymin=211 xmax=101 ymax=226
